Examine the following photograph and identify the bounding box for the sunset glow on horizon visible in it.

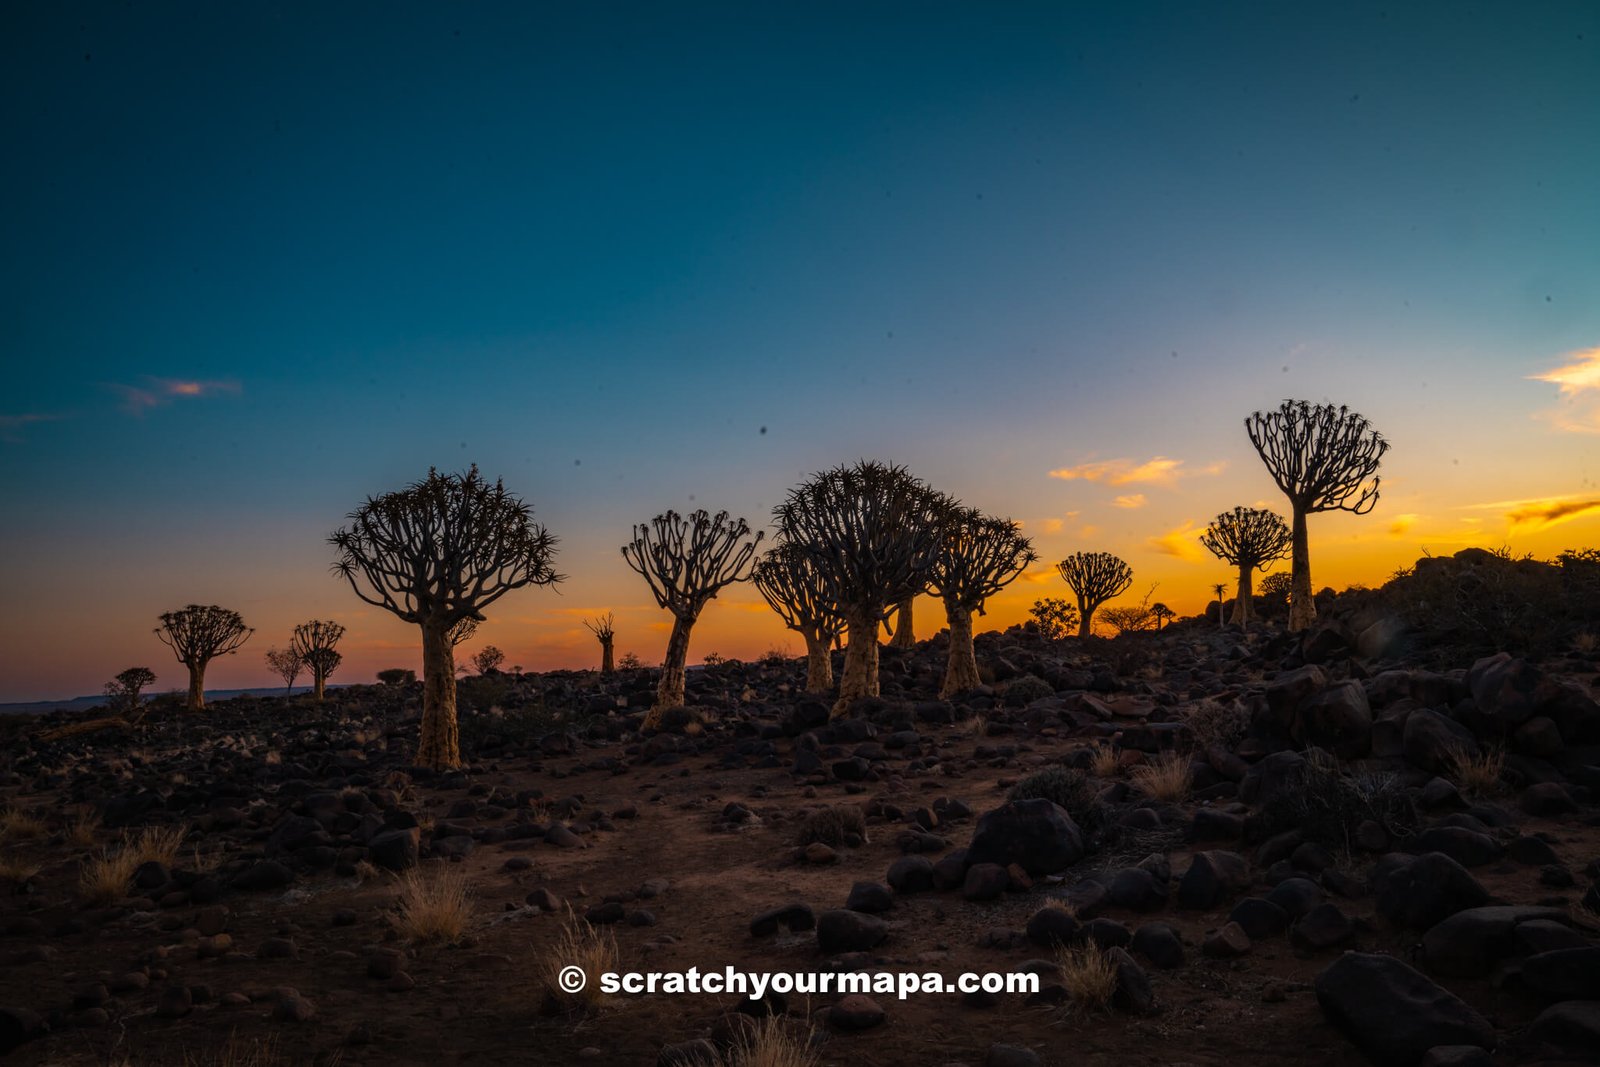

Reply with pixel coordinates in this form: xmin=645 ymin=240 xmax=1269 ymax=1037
xmin=3 ymin=2 xmax=1597 ymax=702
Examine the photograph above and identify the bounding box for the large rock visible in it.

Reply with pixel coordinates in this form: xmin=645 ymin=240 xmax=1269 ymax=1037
xmin=1314 ymin=952 xmax=1494 ymax=1066
xmin=1421 ymin=906 xmax=1572 ymax=978
xmin=1403 ymin=709 xmax=1478 ymax=773
xmin=965 ymin=798 xmax=1084 ymax=876
xmin=1298 ymin=680 xmax=1373 ymax=758
xmin=1521 ymin=947 xmax=1600 ymax=1000
xmin=816 ymin=909 xmax=888 ymax=954
xmin=1259 ymin=665 xmax=1327 ymax=739
xmin=367 ymin=827 xmax=421 ymax=872
xmin=1466 ymin=654 xmax=1553 ymax=733
xmin=1525 ymin=1001 xmax=1600 ymax=1058
xmin=1178 ymin=850 xmax=1252 ymax=910
xmin=1376 ymin=853 xmax=1489 ymax=930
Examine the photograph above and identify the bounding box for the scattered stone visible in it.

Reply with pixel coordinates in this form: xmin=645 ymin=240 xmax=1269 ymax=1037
xmin=1314 ymin=952 xmax=1494 ymax=1067
xmin=816 ymin=910 xmax=888 ymax=954
xmin=828 ymin=994 xmax=886 ymax=1031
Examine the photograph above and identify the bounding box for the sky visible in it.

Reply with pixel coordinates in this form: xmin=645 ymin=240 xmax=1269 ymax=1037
xmin=3 ymin=1 xmax=1599 ymax=702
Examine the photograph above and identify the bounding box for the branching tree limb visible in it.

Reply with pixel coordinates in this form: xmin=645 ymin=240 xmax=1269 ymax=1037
xmin=926 ymin=509 xmax=1035 ymax=697
xmin=1055 ymin=552 xmax=1134 ymax=638
xmin=752 ymin=541 xmax=844 ymax=693
xmin=330 ymin=465 xmax=561 ymax=769
xmin=264 ymin=647 xmax=304 ymax=696
xmin=1200 ymin=506 xmax=1293 ymax=628
xmin=154 ymin=605 xmax=253 ymax=710
xmin=621 ymin=509 xmax=762 ymax=726
xmin=1246 ymin=400 xmax=1388 ymax=631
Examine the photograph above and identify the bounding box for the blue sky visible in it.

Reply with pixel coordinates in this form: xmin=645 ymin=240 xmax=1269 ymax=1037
xmin=3 ymin=2 xmax=1598 ymax=700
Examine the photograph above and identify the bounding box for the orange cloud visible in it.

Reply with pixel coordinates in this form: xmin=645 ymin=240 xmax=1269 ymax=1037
xmin=1047 ymin=456 xmax=1223 ymax=488
xmin=112 ymin=377 xmax=241 ymax=416
xmin=1529 ymin=346 xmax=1600 ymax=433
xmin=1388 ymin=513 xmax=1419 ymax=537
xmin=1112 ymin=494 xmax=1146 ymax=509
xmin=1504 ymin=496 xmax=1600 ymax=532
xmin=1148 ymin=521 xmax=1205 ymax=561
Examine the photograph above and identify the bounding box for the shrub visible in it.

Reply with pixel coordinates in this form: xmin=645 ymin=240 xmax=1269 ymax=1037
xmin=1029 ymin=598 xmax=1080 ymax=641
xmin=542 ymin=908 xmax=618 ymax=1014
xmin=1056 ymin=943 xmax=1117 ymax=1015
xmin=618 ymin=652 xmax=644 ymax=670
xmin=724 ymin=1016 xmax=818 ymax=1067
xmin=1009 ymin=766 xmax=1105 ymax=833
xmin=795 ymin=806 xmax=867 ymax=847
xmin=1446 ymin=746 xmax=1504 ymax=797
xmin=1003 ymin=674 xmax=1054 ymax=707
xmin=1130 ymin=752 xmax=1191 ymax=802
xmin=1256 ymin=754 xmax=1419 ymax=851
xmin=1184 ymin=699 xmax=1250 ymax=750
xmin=377 ymin=668 xmax=416 ymax=686
xmin=1089 ymin=744 xmax=1120 ymax=778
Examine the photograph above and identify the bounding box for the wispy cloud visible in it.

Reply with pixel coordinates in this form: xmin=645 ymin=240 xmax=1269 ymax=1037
xmin=0 ymin=413 xmax=62 ymax=443
xmin=1528 ymin=346 xmax=1600 ymax=433
xmin=1463 ymin=493 xmax=1600 ymax=533
xmin=1147 ymin=520 xmax=1205 ymax=561
xmin=1388 ymin=513 xmax=1419 ymax=537
xmin=110 ymin=377 xmax=241 ymax=416
xmin=1112 ymin=494 xmax=1146 ymax=509
xmin=1048 ymin=456 xmax=1225 ymax=488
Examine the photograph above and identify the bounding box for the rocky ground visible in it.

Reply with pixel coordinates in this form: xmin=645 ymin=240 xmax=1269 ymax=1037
xmin=2 ymin=600 xmax=1599 ymax=1067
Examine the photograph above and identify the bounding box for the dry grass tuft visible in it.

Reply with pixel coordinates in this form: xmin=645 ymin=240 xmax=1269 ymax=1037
xmin=1041 ymin=896 xmax=1077 ymax=915
xmin=1130 ymin=751 xmax=1192 ymax=802
xmin=1089 ymin=743 xmax=1121 ymax=779
xmin=181 ymin=1033 xmax=291 ymax=1067
xmin=963 ymin=714 xmax=988 ymax=738
xmin=1447 ymin=746 xmax=1505 ymax=797
xmin=542 ymin=907 xmax=619 ymax=1014
xmin=1056 ymin=943 xmax=1118 ymax=1015
xmin=1572 ymin=631 xmax=1598 ymax=654
xmin=126 ymin=824 xmax=188 ymax=866
xmin=389 ymin=863 xmax=473 ymax=944
xmin=794 ymin=805 xmax=867 ymax=847
xmin=79 ymin=846 xmax=141 ymax=904
xmin=0 ymin=807 xmax=48 ymax=843
xmin=723 ymin=1015 xmax=818 ymax=1067
xmin=0 ymin=858 xmax=41 ymax=885
xmin=68 ymin=806 xmax=103 ymax=847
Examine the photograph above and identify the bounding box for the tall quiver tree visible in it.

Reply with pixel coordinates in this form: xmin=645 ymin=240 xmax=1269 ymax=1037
xmin=290 ymin=620 xmax=345 ymax=700
xmin=622 ymin=509 xmax=763 ymax=727
xmin=1245 ymin=400 xmax=1388 ymax=632
xmin=1055 ymin=552 xmax=1133 ymax=638
xmin=926 ymin=509 xmax=1036 ymax=698
xmin=774 ymin=461 xmax=950 ymax=718
xmin=1199 ymin=507 xmax=1292 ymax=628
xmin=752 ymin=541 xmax=844 ymax=694
xmin=330 ymin=466 xmax=561 ymax=770
xmin=583 ymin=613 xmax=617 ymax=674
xmin=155 ymin=605 xmax=253 ymax=710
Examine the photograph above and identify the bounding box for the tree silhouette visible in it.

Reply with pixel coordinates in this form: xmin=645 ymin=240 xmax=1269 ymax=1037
xmin=446 ymin=616 xmax=480 ymax=647
xmin=774 ymin=461 xmax=950 ymax=717
xmin=1151 ymin=603 xmax=1176 ymax=629
xmin=470 ymin=645 xmax=505 ymax=675
xmin=889 ymin=595 xmax=921 ymax=650
xmin=264 ymin=647 xmax=304 ymax=696
xmin=1246 ymin=400 xmax=1388 ymax=631
xmin=1028 ymin=598 xmax=1079 ymax=641
xmin=1055 ymin=552 xmax=1133 ymax=638
xmin=290 ymin=620 xmax=345 ymax=700
xmin=583 ymin=612 xmax=617 ymax=674
xmin=331 ymin=466 xmax=561 ymax=769
xmin=155 ymin=605 xmax=254 ymax=710
xmin=103 ymin=666 xmax=157 ymax=719
xmin=622 ymin=509 xmax=762 ymax=727
xmin=1200 ymin=506 xmax=1293 ymax=627
xmin=1212 ymin=582 xmax=1229 ymax=628
xmin=752 ymin=541 xmax=843 ymax=693
xmin=926 ymin=509 xmax=1035 ymax=698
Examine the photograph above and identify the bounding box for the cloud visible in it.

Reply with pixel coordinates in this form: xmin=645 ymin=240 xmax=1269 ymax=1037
xmin=0 ymin=413 xmax=62 ymax=443
xmin=1037 ymin=518 xmax=1064 ymax=534
xmin=1112 ymin=494 xmax=1146 ymax=509
xmin=1388 ymin=513 xmax=1419 ymax=537
xmin=1528 ymin=346 xmax=1600 ymax=433
xmin=111 ymin=377 xmax=241 ymax=416
xmin=1147 ymin=521 xmax=1206 ymax=561
xmin=1463 ymin=494 xmax=1600 ymax=533
xmin=1047 ymin=456 xmax=1224 ymax=488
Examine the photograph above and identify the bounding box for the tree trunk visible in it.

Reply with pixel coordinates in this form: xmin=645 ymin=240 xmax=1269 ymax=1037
xmin=940 ymin=603 xmax=980 ymax=698
xmin=833 ymin=607 xmax=880 ymax=718
xmin=599 ymin=638 xmax=614 ymax=674
xmin=1289 ymin=505 xmax=1315 ymax=633
xmin=645 ymin=614 xmax=694 ymax=729
xmin=1077 ymin=597 xmax=1094 ymax=640
xmin=1231 ymin=564 xmax=1255 ymax=627
xmin=890 ymin=596 xmax=916 ymax=650
xmin=802 ymin=631 xmax=832 ymax=693
xmin=313 ymin=671 xmax=326 ymax=701
xmin=186 ymin=661 xmax=206 ymax=711
xmin=416 ymin=617 xmax=461 ymax=770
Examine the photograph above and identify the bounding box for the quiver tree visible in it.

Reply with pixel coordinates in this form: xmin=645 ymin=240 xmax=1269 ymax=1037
xmin=621 ymin=509 xmax=763 ymax=727
xmin=889 ymin=595 xmax=921 ymax=650
xmin=1055 ymin=552 xmax=1134 ymax=638
xmin=752 ymin=541 xmax=844 ymax=693
xmin=1246 ymin=400 xmax=1388 ymax=632
xmin=264 ymin=647 xmax=304 ymax=696
xmin=774 ymin=461 xmax=951 ymax=717
xmin=583 ymin=612 xmax=617 ymax=673
xmin=1151 ymin=603 xmax=1176 ymax=629
xmin=290 ymin=620 xmax=345 ymax=700
xmin=155 ymin=605 xmax=253 ymax=710
xmin=926 ymin=509 xmax=1036 ymax=698
xmin=331 ymin=465 xmax=561 ymax=770
xmin=1200 ymin=507 xmax=1293 ymax=628
xmin=104 ymin=666 xmax=157 ymax=719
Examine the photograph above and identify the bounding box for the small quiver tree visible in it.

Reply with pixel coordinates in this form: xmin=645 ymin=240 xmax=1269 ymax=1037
xmin=290 ymin=620 xmax=345 ymax=700
xmin=752 ymin=541 xmax=844 ymax=694
xmin=621 ymin=509 xmax=763 ymax=728
xmin=773 ymin=462 xmax=951 ymax=718
xmin=264 ymin=647 xmax=304 ymax=696
xmin=104 ymin=666 xmax=157 ymax=721
xmin=1055 ymin=552 xmax=1134 ymax=639
xmin=1200 ymin=507 xmax=1292 ymax=628
xmin=330 ymin=466 xmax=562 ymax=770
xmin=470 ymin=645 xmax=506 ymax=675
xmin=926 ymin=509 xmax=1035 ymax=698
xmin=1246 ymin=400 xmax=1388 ymax=632
xmin=155 ymin=605 xmax=254 ymax=711
xmin=583 ymin=612 xmax=617 ymax=674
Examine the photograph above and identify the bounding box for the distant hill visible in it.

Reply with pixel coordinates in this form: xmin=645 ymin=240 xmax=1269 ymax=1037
xmin=0 ymin=685 xmax=346 ymax=716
